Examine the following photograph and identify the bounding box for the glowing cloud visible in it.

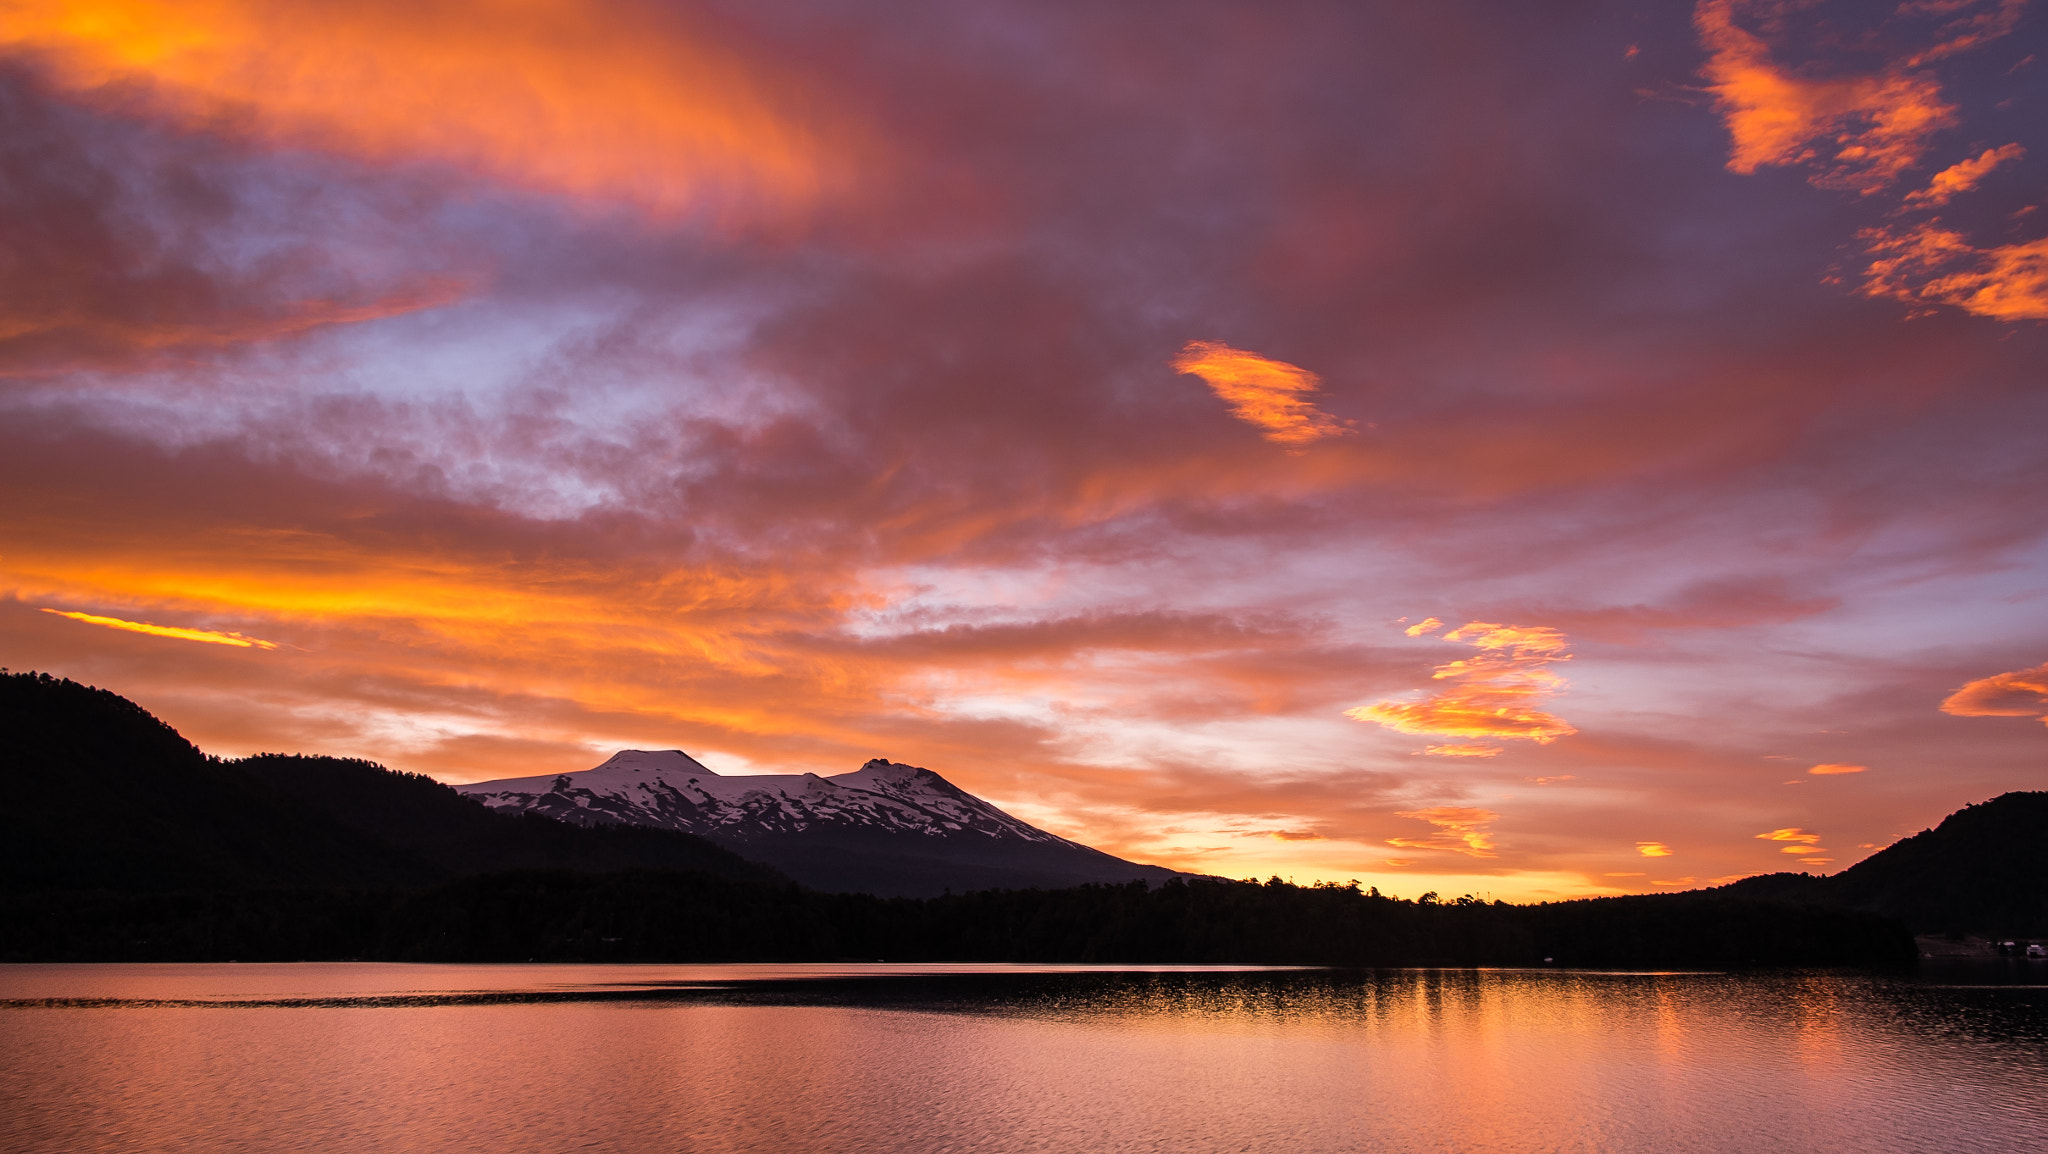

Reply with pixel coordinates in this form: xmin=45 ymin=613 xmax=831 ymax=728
xmin=1903 ymin=143 xmax=2026 ymax=207
xmin=1861 ymin=225 xmax=2048 ymax=321
xmin=1941 ymin=662 xmax=2048 ymax=726
xmin=1422 ymin=743 xmax=1501 ymax=758
xmin=1388 ymin=807 xmax=1499 ymax=858
xmin=1756 ymin=828 xmax=1830 ymax=864
xmin=1347 ymin=621 xmax=1577 ymax=756
xmin=1694 ymin=0 xmax=1956 ymax=195
xmin=1172 ymin=341 xmax=1351 ymax=449
xmin=41 ymin=607 xmax=278 ymax=649
xmin=1695 ymin=1 xmax=2042 ymax=321
xmin=1637 ymin=842 xmax=1672 ymax=857
xmin=1404 ymin=617 xmax=1445 ymax=637
xmin=0 ymin=0 xmax=827 ymax=219
xmin=1807 ymin=763 xmax=1868 ymax=775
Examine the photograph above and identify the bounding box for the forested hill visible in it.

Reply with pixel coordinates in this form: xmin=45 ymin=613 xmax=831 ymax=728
xmin=0 ymin=671 xmax=781 ymax=892
xmin=1717 ymin=791 xmax=2048 ymax=937
xmin=0 ymin=670 xmax=1921 ymax=967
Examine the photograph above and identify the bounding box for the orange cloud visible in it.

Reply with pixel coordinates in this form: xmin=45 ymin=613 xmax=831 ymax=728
xmin=1807 ymin=763 xmax=1867 ymax=775
xmin=1695 ymin=2 xmax=2044 ymax=322
xmin=1636 ymin=841 xmax=1672 ymax=857
xmin=1422 ymin=743 xmax=1501 ymax=758
xmin=1903 ymin=143 xmax=2026 ymax=207
xmin=1941 ymin=662 xmax=2048 ymax=725
xmin=1756 ymin=828 xmax=1828 ymax=863
xmin=1404 ymin=617 xmax=1445 ymax=637
xmin=1694 ymin=0 xmax=1956 ymax=195
xmin=1860 ymin=223 xmax=2048 ymax=321
xmin=41 ymin=607 xmax=278 ymax=649
xmin=1388 ymin=807 xmax=1499 ymax=858
xmin=1172 ymin=341 xmax=1351 ymax=450
xmin=0 ymin=0 xmax=828 ymax=220
xmin=1346 ymin=621 xmax=1577 ymax=755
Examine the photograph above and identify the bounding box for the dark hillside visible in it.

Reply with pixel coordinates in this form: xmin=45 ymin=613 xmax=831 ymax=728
xmin=1717 ymin=791 xmax=2048 ymax=936
xmin=0 ymin=673 xmax=778 ymax=892
xmin=238 ymin=754 xmax=782 ymax=884
xmin=0 ymin=671 xmax=421 ymax=890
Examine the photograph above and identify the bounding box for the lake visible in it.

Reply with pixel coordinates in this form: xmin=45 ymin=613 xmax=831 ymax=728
xmin=4 ymin=962 xmax=2045 ymax=1152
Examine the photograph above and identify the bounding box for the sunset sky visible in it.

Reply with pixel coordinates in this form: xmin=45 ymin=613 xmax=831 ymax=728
xmin=4 ymin=0 xmax=2045 ymax=901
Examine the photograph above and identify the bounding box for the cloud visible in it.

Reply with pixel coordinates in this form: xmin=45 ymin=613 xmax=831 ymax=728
xmin=1346 ymin=621 xmax=1577 ymax=755
xmin=1405 ymin=617 xmax=1445 ymax=637
xmin=1172 ymin=341 xmax=1351 ymax=450
xmin=41 ymin=607 xmax=278 ymax=649
xmin=1903 ymin=144 xmax=2026 ymax=207
xmin=0 ymin=0 xmax=830 ymax=220
xmin=1696 ymin=0 xmax=2043 ymax=322
xmin=1860 ymin=224 xmax=2048 ymax=321
xmin=1422 ymin=743 xmax=1501 ymax=758
xmin=1756 ymin=827 xmax=1829 ymax=864
xmin=1694 ymin=0 xmax=1957 ymax=195
xmin=1941 ymin=662 xmax=2048 ymax=725
xmin=1388 ymin=807 xmax=1500 ymax=858
xmin=1807 ymin=763 xmax=1867 ymax=775
xmin=0 ymin=66 xmax=474 ymax=376
xmin=1636 ymin=841 xmax=1672 ymax=857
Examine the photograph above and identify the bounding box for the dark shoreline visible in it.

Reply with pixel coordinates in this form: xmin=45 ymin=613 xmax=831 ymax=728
xmin=1 ymin=868 xmax=1916 ymax=969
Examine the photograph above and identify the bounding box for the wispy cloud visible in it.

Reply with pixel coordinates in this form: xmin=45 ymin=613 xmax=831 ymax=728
xmin=1347 ymin=621 xmax=1576 ymax=756
xmin=1941 ymin=662 xmax=2048 ymax=726
xmin=0 ymin=0 xmax=828 ymax=220
xmin=41 ymin=608 xmax=278 ymax=650
xmin=1172 ymin=341 xmax=1351 ymax=450
xmin=1637 ymin=841 xmax=1673 ymax=857
xmin=1695 ymin=0 xmax=1956 ymax=195
xmin=1807 ymin=763 xmax=1868 ymax=775
xmin=1860 ymin=226 xmax=2048 ymax=321
xmin=1695 ymin=0 xmax=2042 ymax=321
xmin=1756 ymin=826 xmax=1831 ymax=865
xmin=1903 ymin=144 xmax=2026 ymax=207
xmin=1388 ymin=807 xmax=1500 ymax=858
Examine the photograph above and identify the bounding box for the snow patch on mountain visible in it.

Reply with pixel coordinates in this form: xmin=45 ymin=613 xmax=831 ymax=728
xmin=456 ymin=750 xmax=1077 ymax=846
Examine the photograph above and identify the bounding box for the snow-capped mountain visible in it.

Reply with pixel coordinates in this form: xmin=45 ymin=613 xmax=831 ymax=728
xmin=456 ymin=751 xmax=1182 ymax=898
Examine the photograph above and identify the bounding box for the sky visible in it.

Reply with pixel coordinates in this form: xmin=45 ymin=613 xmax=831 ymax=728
xmin=3 ymin=0 xmax=2045 ymax=901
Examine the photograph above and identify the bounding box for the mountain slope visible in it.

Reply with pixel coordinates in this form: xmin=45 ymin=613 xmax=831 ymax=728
xmin=458 ymin=750 xmax=1183 ymax=898
xmin=1716 ymin=791 xmax=2048 ymax=936
xmin=0 ymin=673 xmax=779 ymax=892
xmin=0 ymin=672 xmax=416 ymax=891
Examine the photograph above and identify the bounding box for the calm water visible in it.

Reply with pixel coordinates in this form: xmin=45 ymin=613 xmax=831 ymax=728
xmin=4 ymin=962 xmax=2046 ymax=1153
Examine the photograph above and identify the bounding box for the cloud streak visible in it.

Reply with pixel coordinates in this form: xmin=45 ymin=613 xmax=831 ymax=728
xmin=1 ymin=0 xmax=831 ymax=220
xmin=41 ymin=607 xmax=278 ymax=649
xmin=1942 ymin=662 xmax=2048 ymax=726
xmin=1346 ymin=622 xmax=1577 ymax=756
xmin=1172 ymin=341 xmax=1351 ymax=450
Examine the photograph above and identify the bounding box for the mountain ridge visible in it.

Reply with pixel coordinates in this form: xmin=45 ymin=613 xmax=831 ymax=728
xmin=457 ymin=749 xmax=1184 ymax=898
xmin=1715 ymin=790 xmax=2048 ymax=937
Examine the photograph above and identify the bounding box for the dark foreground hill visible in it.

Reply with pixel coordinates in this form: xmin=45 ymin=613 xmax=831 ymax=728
xmin=0 ymin=672 xmax=781 ymax=893
xmin=1718 ymin=791 xmax=2048 ymax=937
xmin=0 ymin=671 xmax=1915 ymax=967
xmin=2 ymin=870 xmax=1913 ymax=967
